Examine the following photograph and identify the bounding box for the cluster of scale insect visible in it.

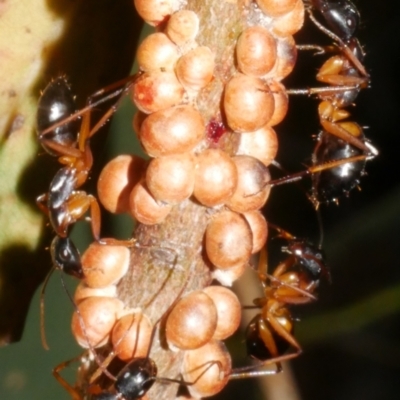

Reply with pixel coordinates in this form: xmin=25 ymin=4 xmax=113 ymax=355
xmin=34 ymin=0 xmax=376 ymax=399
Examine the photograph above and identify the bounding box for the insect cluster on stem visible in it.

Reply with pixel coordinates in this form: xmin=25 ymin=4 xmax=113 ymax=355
xmin=34 ymin=1 xmax=375 ymax=399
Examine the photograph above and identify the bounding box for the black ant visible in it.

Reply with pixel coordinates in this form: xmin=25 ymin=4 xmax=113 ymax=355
xmin=36 ymin=75 xmax=141 ymax=349
xmin=52 ymin=262 xmax=224 ymax=400
xmin=304 ymin=0 xmax=368 ymax=78
xmin=36 ymin=76 xmax=110 ymax=242
xmin=40 ymin=236 xmax=83 ymax=349
xmin=270 ymin=0 xmax=377 ymax=205
xmin=36 ymin=74 xmax=141 ymax=243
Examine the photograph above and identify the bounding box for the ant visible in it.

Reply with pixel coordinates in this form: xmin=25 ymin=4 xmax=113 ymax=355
xmin=36 ymin=75 xmax=142 ymax=349
xmin=304 ymin=0 xmax=368 ymax=78
xmin=52 ymin=262 xmax=223 ymax=400
xmin=231 ymin=224 xmax=329 ymax=377
xmin=270 ymin=1 xmax=378 ymax=205
xmin=36 ymin=76 xmax=111 ymax=242
xmin=36 ymin=74 xmax=141 ymax=243
xmin=40 ymin=236 xmax=83 ymax=349
xmin=263 ymin=145 xmax=374 ymax=208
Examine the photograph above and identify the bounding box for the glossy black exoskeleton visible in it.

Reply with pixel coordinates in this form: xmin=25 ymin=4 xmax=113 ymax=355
xmin=311 ymin=130 xmax=366 ymax=204
xmin=37 ymin=76 xmax=79 ymax=156
xmin=311 ymin=0 xmax=360 ymax=43
xmin=50 ymin=236 xmax=83 ymax=279
xmin=282 ymin=237 xmax=329 ymax=281
xmin=41 ymin=235 xmax=84 ymax=350
xmin=115 ymin=358 xmax=157 ymax=400
xmin=46 ymin=168 xmax=78 ymax=237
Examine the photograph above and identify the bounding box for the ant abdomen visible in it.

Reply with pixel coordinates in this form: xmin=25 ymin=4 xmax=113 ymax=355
xmin=246 ymin=314 xmax=293 ymax=361
xmin=312 ymin=131 xmax=366 ymax=203
xmin=37 ymin=76 xmax=79 ymax=156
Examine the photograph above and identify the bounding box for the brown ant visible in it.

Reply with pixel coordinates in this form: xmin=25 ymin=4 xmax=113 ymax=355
xmin=231 ymin=224 xmax=329 ymax=378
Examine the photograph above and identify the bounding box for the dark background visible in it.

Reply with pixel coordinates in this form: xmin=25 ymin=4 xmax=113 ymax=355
xmin=0 ymin=1 xmax=399 ymax=399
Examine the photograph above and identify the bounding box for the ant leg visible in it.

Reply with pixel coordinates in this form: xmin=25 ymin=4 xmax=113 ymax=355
xmin=268 ymin=223 xmax=296 ymax=241
xmin=268 ymin=274 xmax=318 ymax=304
xmin=36 ymin=193 xmax=49 ymax=215
xmin=229 ymin=352 xmax=300 ymax=379
xmin=296 ymin=43 xmax=328 ymax=54
xmin=319 ymin=119 xmax=374 ymax=154
xmin=40 ymin=78 xmax=136 ymax=138
xmin=87 ymin=195 xmax=101 ymax=242
xmin=78 ymin=73 xmax=142 ymax=147
xmin=63 ymin=193 xmax=117 ymax=244
xmin=77 ymin=95 xmax=93 ymax=152
xmin=256 ymin=247 xmax=269 ymax=285
xmin=256 ymin=241 xmax=317 ymax=303
xmin=38 ymin=139 xmax=84 ymax=161
xmin=267 ymin=309 xmax=301 ymax=352
xmin=306 ymin=10 xmax=368 ymax=77
xmin=315 ymin=57 xmax=369 ymax=86
xmin=270 ymin=256 xmax=296 ymax=279
xmin=286 ymin=84 xmax=362 ymax=97
xmin=53 ymin=356 xmax=85 ymax=400
xmin=268 ymin=154 xmax=369 ymax=189
xmin=89 ymin=351 xmax=117 ymax=385
xmin=86 ymin=73 xmax=141 ymax=104
xmin=158 ymin=360 xmax=224 ymax=386
xmin=40 ymin=267 xmax=55 ymax=350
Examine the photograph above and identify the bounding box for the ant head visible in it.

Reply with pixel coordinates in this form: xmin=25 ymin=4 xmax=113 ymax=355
xmin=311 ymin=0 xmax=360 ymax=43
xmin=286 ymin=239 xmax=330 ymax=282
xmin=50 ymin=236 xmax=83 ymax=279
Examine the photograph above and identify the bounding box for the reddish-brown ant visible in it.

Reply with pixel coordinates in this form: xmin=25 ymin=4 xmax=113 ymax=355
xmin=231 ymin=224 xmax=329 ymax=378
